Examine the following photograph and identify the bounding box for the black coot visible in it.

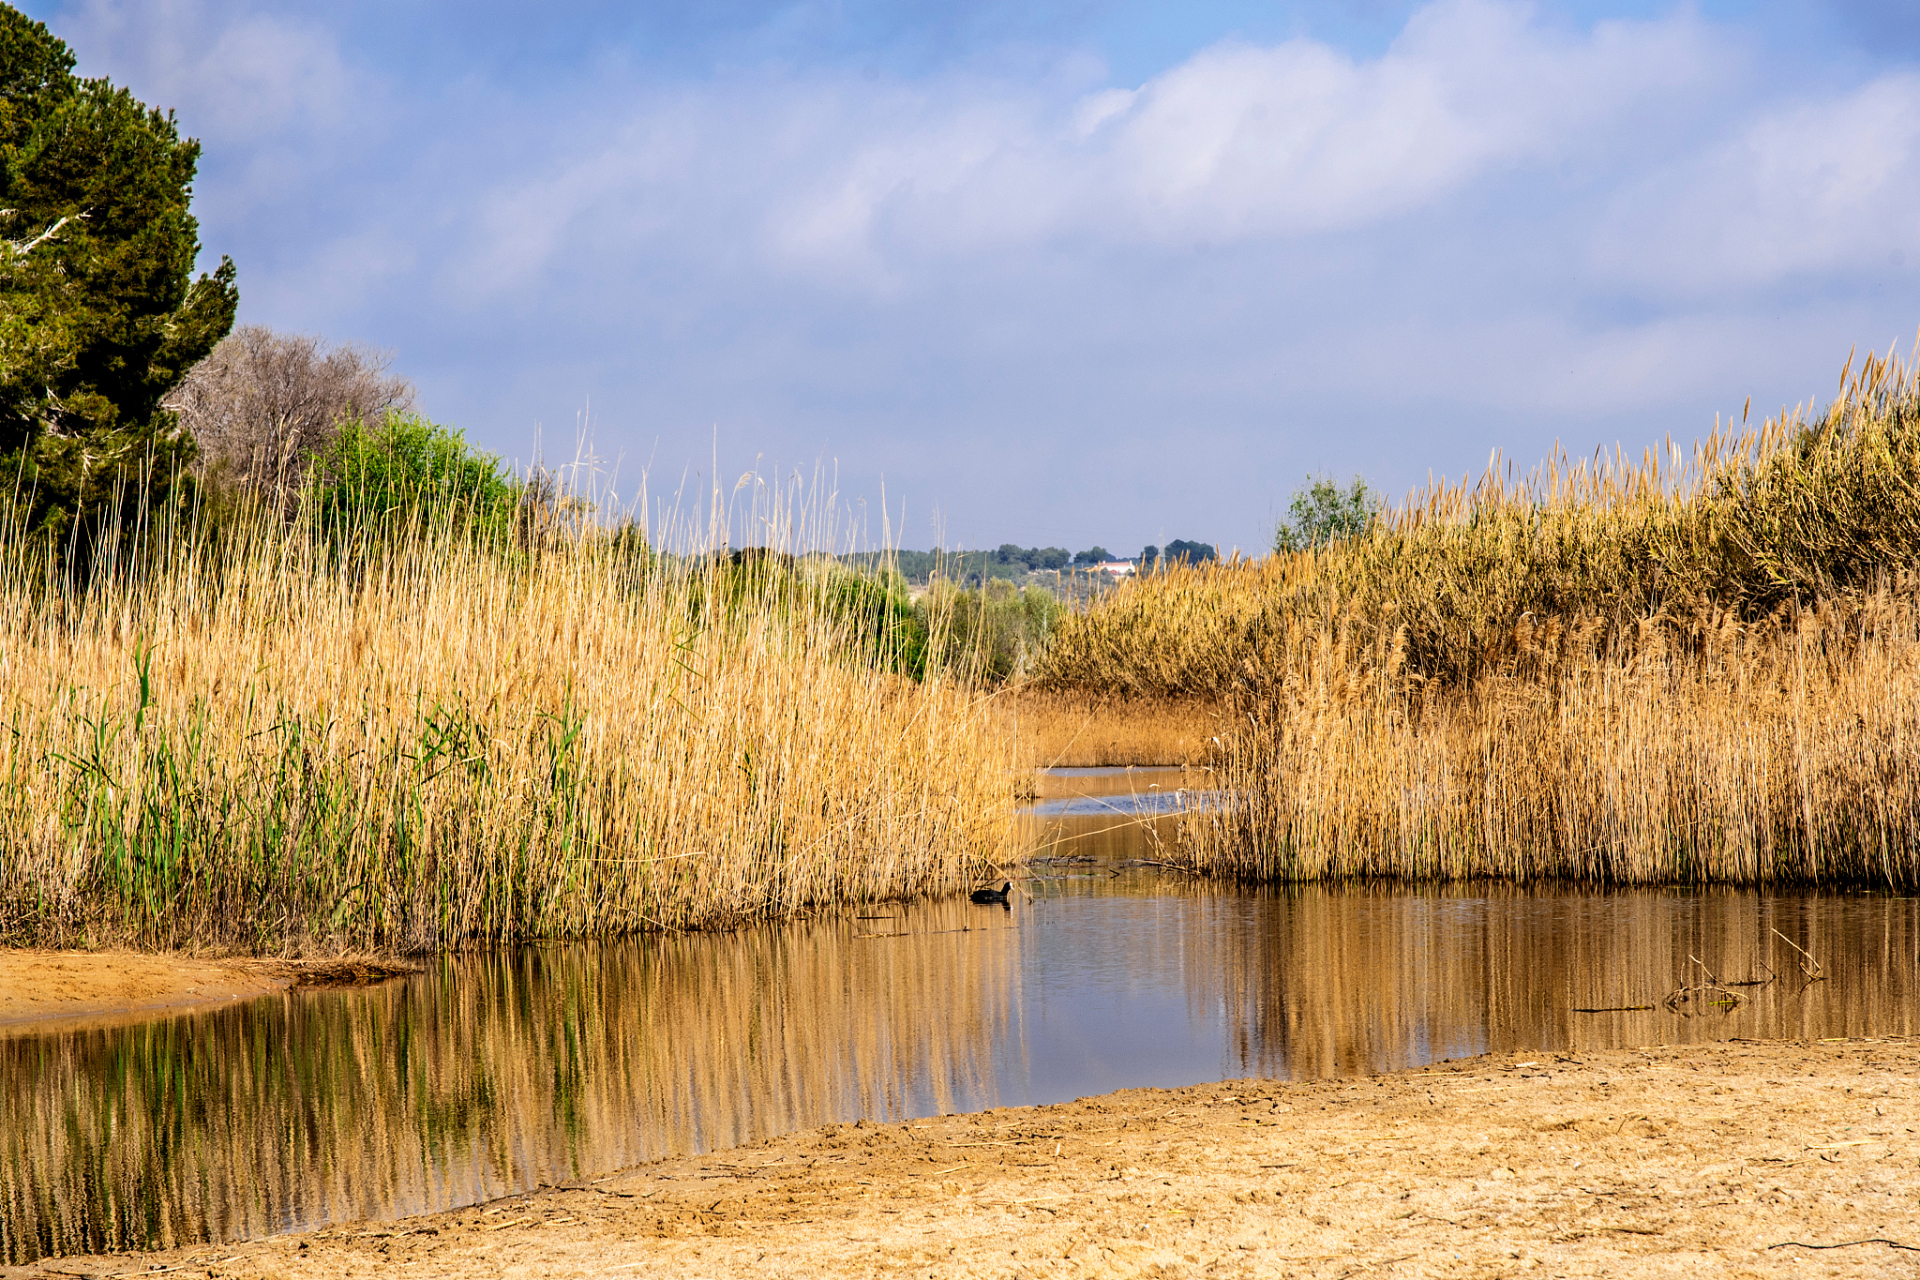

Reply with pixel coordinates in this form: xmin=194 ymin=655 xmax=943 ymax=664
xmin=969 ymin=881 xmax=1011 ymax=904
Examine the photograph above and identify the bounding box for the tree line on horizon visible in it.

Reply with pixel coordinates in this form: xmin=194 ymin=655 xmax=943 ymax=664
xmin=838 ymin=538 xmax=1221 ymax=586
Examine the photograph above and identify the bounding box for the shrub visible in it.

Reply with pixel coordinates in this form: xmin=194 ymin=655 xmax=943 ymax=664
xmin=924 ymin=579 xmax=1062 ymax=684
xmin=1273 ymin=476 xmax=1377 ymax=553
xmin=166 ymin=325 xmax=414 ymax=513
xmin=307 ymin=412 xmax=518 ymax=542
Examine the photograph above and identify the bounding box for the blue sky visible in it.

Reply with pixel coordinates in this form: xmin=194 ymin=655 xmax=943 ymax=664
xmin=25 ymin=0 xmax=1920 ymax=554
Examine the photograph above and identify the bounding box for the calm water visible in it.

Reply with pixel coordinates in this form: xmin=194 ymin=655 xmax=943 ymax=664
xmin=3 ymin=766 xmax=1917 ymax=1261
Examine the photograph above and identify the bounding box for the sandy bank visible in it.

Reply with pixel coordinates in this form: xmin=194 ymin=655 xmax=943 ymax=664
xmin=12 ymin=1036 xmax=1915 ymax=1278
xmin=0 ymin=950 xmax=414 ymax=1036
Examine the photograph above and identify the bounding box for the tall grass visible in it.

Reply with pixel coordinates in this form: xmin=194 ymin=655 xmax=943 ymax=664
xmin=1044 ymin=344 xmax=1920 ymax=886
xmin=0 ymin=475 xmax=1017 ymax=953
xmin=1046 ymin=346 xmax=1920 ymax=698
xmin=1184 ymin=586 xmax=1920 ymax=885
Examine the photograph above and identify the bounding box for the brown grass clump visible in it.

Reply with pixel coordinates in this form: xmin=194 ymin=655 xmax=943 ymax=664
xmin=0 ymin=491 xmax=1016 ymax=954
xmin=1003 ymin=690 xmax=1228 ymax=768
xmin=1041 ymin=342 xmax=1920 ymax=888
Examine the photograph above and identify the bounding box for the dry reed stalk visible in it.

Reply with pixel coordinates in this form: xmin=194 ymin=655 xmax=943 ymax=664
xmin=0 ymin=481 xmax=1018 ymax=952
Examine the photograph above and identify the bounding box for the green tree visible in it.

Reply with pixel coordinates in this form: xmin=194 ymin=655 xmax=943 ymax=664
xmin=1161 ymin=538 xmax=1215 ymax=566
xmin=0 ymin=6 xmax=237 ymax=541
xmin=1273 ymin=476 xmax=1377 ymax=553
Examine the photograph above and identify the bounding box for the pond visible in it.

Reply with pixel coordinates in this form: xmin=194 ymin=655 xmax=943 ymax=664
xmin=3 ymin=766 xmax=1916 ymax=1262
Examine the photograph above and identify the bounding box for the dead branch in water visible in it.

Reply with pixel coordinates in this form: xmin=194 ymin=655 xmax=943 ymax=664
xmin=1664 ymin=955 xmax=1745 ymax=1014
xmin=1722 ymin=955 xmax=1778 ymax=987
xmin=1772 ymin=928 xmax=1826 ymax=981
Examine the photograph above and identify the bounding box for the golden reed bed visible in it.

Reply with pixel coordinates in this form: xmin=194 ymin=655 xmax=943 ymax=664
xmin=1041 ymin=345 xmax=1920 ymax=887
xmin=1002 ymin=690 xmax=1228 ymax=768
xmin=0 ymin=491 xmax=1016 ymax=954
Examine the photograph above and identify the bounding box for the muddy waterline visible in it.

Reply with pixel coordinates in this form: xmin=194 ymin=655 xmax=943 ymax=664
xmin=2 ymin=767 xmax=1916 ymax=1262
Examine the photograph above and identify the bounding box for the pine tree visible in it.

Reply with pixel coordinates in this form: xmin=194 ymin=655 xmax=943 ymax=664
xmin=0 ymin=5 xmax=236 ymax=542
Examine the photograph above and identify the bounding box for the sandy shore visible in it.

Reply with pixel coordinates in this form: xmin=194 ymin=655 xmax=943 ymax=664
xmin=0 ymin=950 xmax=414 ymax=1035
xmin=9 ymin=1036 xmax=1915 ymax=1279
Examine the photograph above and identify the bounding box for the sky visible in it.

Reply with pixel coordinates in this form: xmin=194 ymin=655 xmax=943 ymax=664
xmin=22 ymin=0 xmax=1920 ymax=555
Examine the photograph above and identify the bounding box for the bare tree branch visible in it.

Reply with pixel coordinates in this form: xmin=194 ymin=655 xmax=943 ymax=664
xmin=164 ymin=325 xmax=416 ymax=514
xmin=2 ymin=210 xmax=89 ymax=260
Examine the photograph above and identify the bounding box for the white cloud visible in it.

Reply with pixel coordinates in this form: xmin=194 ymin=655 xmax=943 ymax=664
xmin=1595 ymin=72 xmax=1920 ymax=294
xmin=60 ymin=0 xmax=355 ymax=146
xmin=753 ymin=0 xmax=1723 ymax=270
xmin=445 ymin=0 xmax=1726 ymax=295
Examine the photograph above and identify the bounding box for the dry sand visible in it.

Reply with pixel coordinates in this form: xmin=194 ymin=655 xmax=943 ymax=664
xmin=0 ymin=950 xmax=413 ymax=1036
xmin=8 ymin=1036 xmax=1915 ymax=1279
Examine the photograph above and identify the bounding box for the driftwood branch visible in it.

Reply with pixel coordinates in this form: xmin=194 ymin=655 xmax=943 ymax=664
xmin=1769 ymin=1238 xmax=1920 ymax=1253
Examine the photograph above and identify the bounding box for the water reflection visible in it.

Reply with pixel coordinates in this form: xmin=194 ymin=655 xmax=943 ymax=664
xmin=2 ymin=768 xmax=1916 ymax=1262
xmin=1187 ymin=885 xmax=1920 ymax=1079
xmin=1028 ymin=765 xmax=1215 ymax=819
xmin=0 ymin=909 xmax=1018 ymax=1262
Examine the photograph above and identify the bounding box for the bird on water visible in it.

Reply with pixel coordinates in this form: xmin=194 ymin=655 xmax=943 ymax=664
xmin=970 ymin=881 xmax=1011 ymax=904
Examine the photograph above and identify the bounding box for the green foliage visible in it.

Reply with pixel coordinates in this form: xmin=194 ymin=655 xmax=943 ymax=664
xmin=924 ymin=579 xmax=1062 ymax=684
xmin=0 ymin=6 xmax=237 ymax=542
xmin=996 ymin=543 xmax=1072 ymax=572
xmin=827 ymin=565 xmax=931 ymax=679
xmin=838 ymin=545 xmax=1075 ymax=585
xmin=838 ymin=543 xmax=1135 ymax=586
xmin=307 ymin=412 xmax=517 ymax=540
xmin=791 ymin=562 xmax=1062 ymax=685
xmin=1274 ymin=476 xmax=1377 ymax=553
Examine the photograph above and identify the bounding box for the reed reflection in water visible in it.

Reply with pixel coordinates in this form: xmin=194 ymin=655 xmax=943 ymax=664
xmin=5 ymin=799 xmax=1917 ymax=1264
xmin=0 ymin=902 xmax=1018 ymax=1264
xmin=1192 ymin=884 xmax=1920 ymax=1078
